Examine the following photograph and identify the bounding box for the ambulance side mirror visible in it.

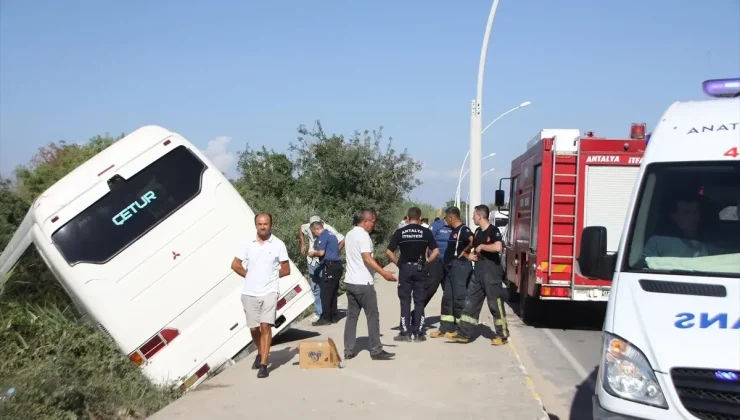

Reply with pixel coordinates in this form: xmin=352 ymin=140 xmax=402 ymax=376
xmin=494 ymin=190 xmax=506 ymax=208
xmin=578 ymin=226 xmax=616 ymax=281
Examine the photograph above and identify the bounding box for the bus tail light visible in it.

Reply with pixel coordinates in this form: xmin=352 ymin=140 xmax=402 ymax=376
xmin=541 ymin=286 xmax=570 ymax=298
xmin=180 ymin=364 xmax=210 ymax=391
xmin=128 ymin=327 xmax=180 ymax=366
xmin=277 ymin=285 xmax=303 ymax=311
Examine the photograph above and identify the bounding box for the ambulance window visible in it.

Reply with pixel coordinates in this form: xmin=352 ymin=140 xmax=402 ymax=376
xmin=624 ymin=161 xmax=740 ymax=278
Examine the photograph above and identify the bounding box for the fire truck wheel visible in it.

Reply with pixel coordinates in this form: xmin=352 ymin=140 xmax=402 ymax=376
xmin=506 ymin=280 xmax=519 ymax=302
xmin=519 ymin=275 xmax=541 ymax=326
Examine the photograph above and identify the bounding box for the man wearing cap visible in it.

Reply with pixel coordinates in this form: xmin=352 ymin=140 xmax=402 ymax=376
xmin=299 ymin=216 xmax=345 ymax=322
xmin=308 ymin=220 xmax=344 ymax=326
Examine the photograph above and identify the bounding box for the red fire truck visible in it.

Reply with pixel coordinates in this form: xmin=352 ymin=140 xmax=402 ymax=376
xmin=494 ymin=125 xmax=647 ymax=324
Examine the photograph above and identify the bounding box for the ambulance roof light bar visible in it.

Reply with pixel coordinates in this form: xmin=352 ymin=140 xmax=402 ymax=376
xmin=702 ymin=78 xmax=740 ymax=98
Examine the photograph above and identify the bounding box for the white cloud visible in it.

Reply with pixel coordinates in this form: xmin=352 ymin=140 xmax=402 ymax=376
xmin=202 ymin=136 xmax=236 ymax=177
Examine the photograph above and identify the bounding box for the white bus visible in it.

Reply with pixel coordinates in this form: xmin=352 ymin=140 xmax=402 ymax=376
xmin=0 ymin=125 xmax=313 ymax=390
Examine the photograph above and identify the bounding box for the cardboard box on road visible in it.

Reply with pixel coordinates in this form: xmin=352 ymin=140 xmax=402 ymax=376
xmin=299 ymin=337 xmax=341 ymax=369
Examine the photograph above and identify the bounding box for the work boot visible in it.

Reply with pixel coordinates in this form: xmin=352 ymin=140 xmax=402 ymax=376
xmin=257 ymin=364 xmax=269 ymax=378
xmin=429 ymin=330 xmax=445 ymax=338
xmin=446 ymin=332 xmax=471 ymax=343
xmin=312 ymin=319 xmax=331 ymax=326
xmin=251 ymin=355 xmax=261 ymax=370
xmin=370 ymin=350 xmax=395 ymax=360
xmin=393 ymin=333 xmax=413 ymax=342
xmin=491 ymin=337 xmax=508 ymax=346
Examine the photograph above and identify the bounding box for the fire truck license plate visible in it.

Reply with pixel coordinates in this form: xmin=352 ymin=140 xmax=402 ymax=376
xmin=575 ymin=289 xmax=610 ymax=300
xmin=589 ymin=289 xmax=609 ymax=300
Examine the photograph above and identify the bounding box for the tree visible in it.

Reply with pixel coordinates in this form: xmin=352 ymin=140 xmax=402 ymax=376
xmin=0 ymin=180 xmax=29 ymax=250
xmin=289 ymin=121 xmax=422 ymax=239
xmin=234 ymin=146 xmax=297 ymax=204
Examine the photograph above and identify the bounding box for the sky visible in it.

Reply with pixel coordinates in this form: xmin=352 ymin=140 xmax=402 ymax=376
xmin=1 ymin=0 xmax=739 ymax=207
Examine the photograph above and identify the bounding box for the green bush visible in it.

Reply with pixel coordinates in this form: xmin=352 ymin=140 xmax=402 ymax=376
xmin=0 ymin=298 xmax=180 ymax=420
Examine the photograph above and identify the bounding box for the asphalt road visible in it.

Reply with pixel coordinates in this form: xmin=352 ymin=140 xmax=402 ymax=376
xmin=504 ymin=300 xmax=607 ymax=420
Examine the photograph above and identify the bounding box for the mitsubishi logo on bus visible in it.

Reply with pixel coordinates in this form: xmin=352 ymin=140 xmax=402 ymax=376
xmin=112 ymin=191 xmax=157 ymax=226
xmin=172 ymin=251 xmax=181 ymax=260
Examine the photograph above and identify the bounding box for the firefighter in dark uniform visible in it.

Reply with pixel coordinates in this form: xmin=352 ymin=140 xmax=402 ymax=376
xmin=429 ymin=207 xmax=474 ymax=339
xmin=386 ymin=207 xmax=439 ymax=342
xmin=447 ymin=205 xmax=509 ymax=345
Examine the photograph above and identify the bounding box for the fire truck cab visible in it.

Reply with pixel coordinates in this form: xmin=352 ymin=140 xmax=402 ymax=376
xmin=495 ymin=126 xmax=647 ymax=324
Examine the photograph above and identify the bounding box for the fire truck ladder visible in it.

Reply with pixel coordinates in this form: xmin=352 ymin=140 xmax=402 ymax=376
xmin=546 ymin=139 xmax=581 ymax=290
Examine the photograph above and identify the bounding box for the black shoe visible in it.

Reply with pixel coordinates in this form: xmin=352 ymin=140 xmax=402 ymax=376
xmin=312 ymin=319 xmax=331 ymax=326
xmin=370 ymin=350 xmax=395 ymax=360
xmin=257 ymin=364 xmax=269 ymax=378
xmin=344 ymin=352 xmax=355 ymax=360
xmin=251 ymin=355 xmax=261 ymax=370
xmin=413 ymin=333 xmax=427 ymax=342
xmin=393 ymin=333 xmax=413 ymax=342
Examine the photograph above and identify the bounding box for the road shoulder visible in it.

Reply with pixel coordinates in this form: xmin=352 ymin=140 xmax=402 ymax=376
xmin=150 ymin=265 xmax=549 ymax=420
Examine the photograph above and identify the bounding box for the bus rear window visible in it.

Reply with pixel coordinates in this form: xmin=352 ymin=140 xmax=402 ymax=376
xmin=52 ymin=146 xmax=207 ymax=265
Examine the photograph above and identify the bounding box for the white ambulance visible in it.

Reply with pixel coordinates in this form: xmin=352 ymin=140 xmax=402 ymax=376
xmin=578 ymin=78 xmax=740 ymax=419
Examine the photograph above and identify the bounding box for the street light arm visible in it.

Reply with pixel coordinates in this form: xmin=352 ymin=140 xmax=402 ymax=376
xmin=482 ymin=105 xmax=520 ymax=134
xmin=455 ymin=149 xmax=471 ymax=207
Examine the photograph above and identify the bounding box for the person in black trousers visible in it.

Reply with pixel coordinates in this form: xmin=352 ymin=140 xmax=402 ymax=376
xmin=447 ymin=205 xmax=509 ymax=345
xmin=308 ymin=221 xmax=343 ymax=326
xmin=385 ymin=207 xmax=439 ymax=342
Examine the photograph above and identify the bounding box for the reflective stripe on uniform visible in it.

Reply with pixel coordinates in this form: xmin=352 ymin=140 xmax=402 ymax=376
xmin=440 ymin=314 xmax=456 ymax=322
xmin=460 ymin=314 xmax=478 ymax=325
xmin=496 ymin=297 xmax=509 ymax=337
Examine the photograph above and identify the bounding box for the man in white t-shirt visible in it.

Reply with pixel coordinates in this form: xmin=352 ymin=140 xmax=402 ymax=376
xmin=343 ymin=209 xmax=396 ymax=361
xmin=231 ymin=213 xmax=290 ymax=379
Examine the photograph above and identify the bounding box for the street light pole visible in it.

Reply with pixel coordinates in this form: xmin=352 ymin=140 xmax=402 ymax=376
xmin=469 ymin=0 xmax=501 ymax=227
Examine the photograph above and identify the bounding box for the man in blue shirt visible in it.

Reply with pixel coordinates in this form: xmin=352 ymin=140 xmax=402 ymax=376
xmin=426 ymin=210 xmax=452 ymax=305
xmin=308 ymin=221 xmax=344 ymax=326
